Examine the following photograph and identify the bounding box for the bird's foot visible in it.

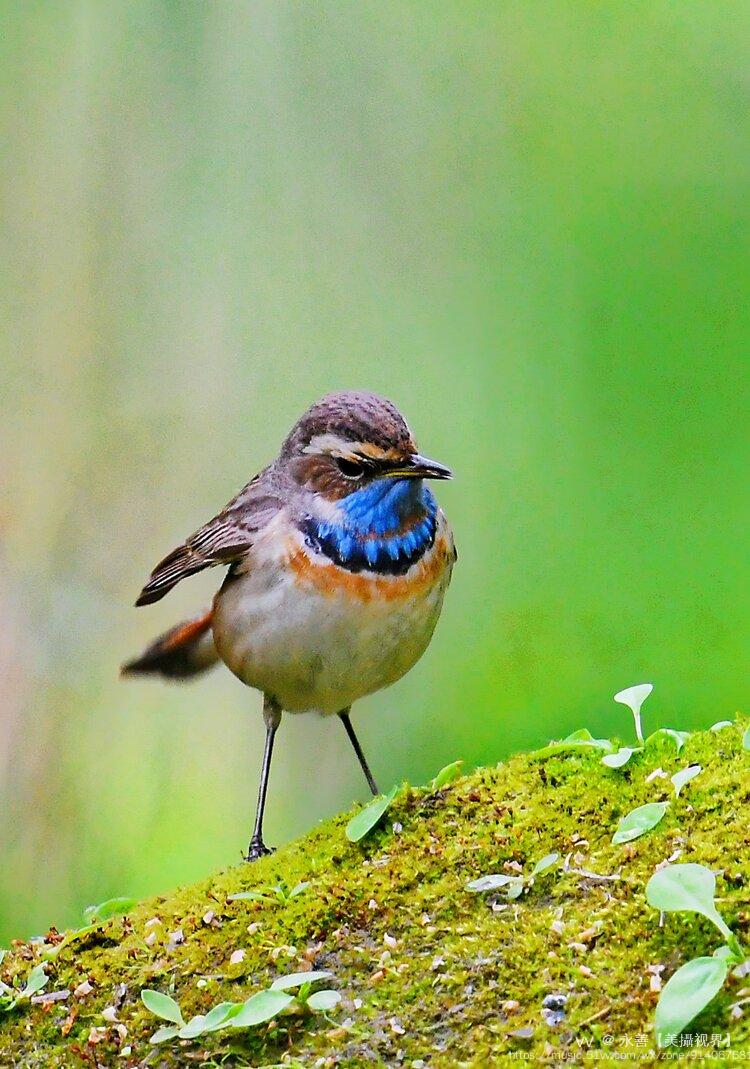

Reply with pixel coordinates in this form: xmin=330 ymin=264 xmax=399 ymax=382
xmin=245 ymin=837 xmax=274 ymax=862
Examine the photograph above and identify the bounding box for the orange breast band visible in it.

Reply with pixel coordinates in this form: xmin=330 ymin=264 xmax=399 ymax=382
xmin=287 ymin=532 xmax=453 ymax=603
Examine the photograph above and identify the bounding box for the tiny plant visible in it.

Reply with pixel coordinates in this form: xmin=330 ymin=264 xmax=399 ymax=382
xmin=602 ymin=746 xmax=641 ymax=769
xmin=229 ymin=880 xmax=310 ymax=905
xmin=531 ymin=729 xmax=614 ymax=760
xmin=142 ymin=970 xmax=340 ymax=1045
xmin=0 ymin=963 xmax=48 ymax=1015
xmin=612 ymin=801 xmax=668 ymax=845
xmin=424 ymin=760 xmax=463 ymax=792
xmin=671 ymin=764 xmax=701 ymax=797
xmin=467 ymin=852 xmax=559 ymax=901
xmin=614 ymin=683 xmax=653 ymax=744
xmin=346 ymin=783 xmax=400 ymax=843
xmin=646 ymin=863 xmax=745 ymax=1047
xmin=646 ymin=727 xmax=690 ymax=751
xmin=83 ymin=897 xmax=137 ymax=924
xmin=45 ymin=895 xmax=137 ymax=958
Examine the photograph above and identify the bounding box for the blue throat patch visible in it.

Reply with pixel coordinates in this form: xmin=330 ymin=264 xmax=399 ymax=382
xmin=303 ymin=479 xmax=438 ymax=575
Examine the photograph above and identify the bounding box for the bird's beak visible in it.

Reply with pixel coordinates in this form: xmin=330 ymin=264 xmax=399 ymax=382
xmin=386 ymin=452 xmax=453 ymax=480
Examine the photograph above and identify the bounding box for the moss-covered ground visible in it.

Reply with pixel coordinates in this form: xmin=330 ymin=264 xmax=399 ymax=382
xmin=2 ymin=723 xmax=750 ymax=1067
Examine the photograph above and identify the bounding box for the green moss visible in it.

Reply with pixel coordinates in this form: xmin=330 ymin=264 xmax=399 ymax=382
xmin=2 ymin=724 xmax=750 ymax=1066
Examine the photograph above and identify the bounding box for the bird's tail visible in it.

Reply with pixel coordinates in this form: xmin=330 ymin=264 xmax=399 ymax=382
xmin=121 ymin=608 xmax=220 ymax=680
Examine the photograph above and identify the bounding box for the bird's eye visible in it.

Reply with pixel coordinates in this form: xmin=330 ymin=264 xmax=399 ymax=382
xmin=335 ymin=457 xmax=366 ymax=480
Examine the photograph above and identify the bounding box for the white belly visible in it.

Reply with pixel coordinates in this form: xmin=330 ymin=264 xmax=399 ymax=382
xmin=212 ymin=515 xmax=454 ymax=715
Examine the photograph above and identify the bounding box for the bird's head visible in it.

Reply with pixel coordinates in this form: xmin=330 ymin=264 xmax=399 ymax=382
xmin=281 ymin=390 xmax=451 ymax=504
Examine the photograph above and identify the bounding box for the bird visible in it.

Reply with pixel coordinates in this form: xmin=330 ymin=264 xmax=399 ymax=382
xmin=122 ymin=390 xmax=456 ymax=860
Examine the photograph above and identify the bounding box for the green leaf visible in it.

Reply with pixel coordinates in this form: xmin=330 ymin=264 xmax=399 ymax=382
xmin=150 ymin=1025 xmax=180 ymax=1044
xmin=178 ymin=1014 xmax=209 ymax=1039
xmin=42 ymin=924 xmax=96 ymax=959
xmin=647 ymin=862 xmax=716 ymax=913
xmin=671 ymin=764 xmax=701 ymax=797
xmin=307 ymin=989 xmax=342 ymax=1012
xmin=614 ymin=683 xmax=653 ymax=742
xmin=466 ymin=873 xmax=521 ymax=892
xmin=506 ymin=880 xmax=524 ymax=900
xmin=530 ymin=852 xmax=559 ymax=877
xmin=177 ymin=1002 xmax=241 ymax=1039
xmin=426 ymin=760 xmax=463 ymax=791
xmin=655 ymin=956 xmax=727 ymax=1048
xmin=82 ymin=897 xmax=137 ymax=924
xmin=646 ymin=728 xmax=690 ymax=752
xmin=20 ymin=964 xmax=48 ymax=999
xmin=288 ymin=881 xmax=311 ymax=898
xmin=201 ymin=1002 xmax=239 ymax=1032
xmin=710 ymin=721 xmax=733 ymax=733
xmin=612 ymin=801 xmax=668 ymax=844
xmin=613 ymin=683 xmax=653 ymax=712
xmin=713 ymin=945 xmax=734 ymax=960
xmin=228 ymin=890 xmax=274 ymax=903
xmin=346 ymin=784 xmax=399 ymax=843
xmin=602 ymin=747 xmax=641 ymax=769
xmin=141 ymin=989 xmax=185 ymax=1026
xmin=530 ymin=729 xmax=615 ymax=759
xmin=646 ymin=863 xmax=736 ymax=946
xmin=270 ymin=970 xmax=332 ymax=991
xmin=228 ymin=989 xmax=294 ymax=1028
xmin=743 ymin=725 xmax=750 ymax=751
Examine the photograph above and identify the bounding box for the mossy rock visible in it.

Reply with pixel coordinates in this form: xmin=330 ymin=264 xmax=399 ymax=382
xmin=2 ymin=725 xmax=750 ymax=1066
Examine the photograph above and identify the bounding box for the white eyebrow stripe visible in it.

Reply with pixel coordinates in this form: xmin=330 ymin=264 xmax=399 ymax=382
xmin=302 ymin=433 xmax=353 ymax=456
xmin=303 ymin=433 xmax=389 ymax=460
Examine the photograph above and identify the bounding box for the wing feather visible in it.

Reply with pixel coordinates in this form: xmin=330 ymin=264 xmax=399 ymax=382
xmin=135 ymin=473 xmax=281 ymax=606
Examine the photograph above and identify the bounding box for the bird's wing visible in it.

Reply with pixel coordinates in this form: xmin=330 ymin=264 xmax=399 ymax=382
xmin=135 ymin=472 xmax=282 ymax=606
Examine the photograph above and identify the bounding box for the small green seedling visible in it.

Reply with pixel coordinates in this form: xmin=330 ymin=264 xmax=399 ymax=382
xmin=614 ymin=683 xmax=653 ymax=744
xmin=602 ymin=746 xmax=642 ymax=770
xmin=142 ymin=970 xmax=340 ymax=1045
xmin=605 ymin=680 xmax=694 ymax=769
xmin=83 ymin=897 xmax=137 ymax=924
xmin=710 ymin=721 xmax=733 ymax=733
xmin=612 ymin=801 xmax=668 ymax=844
xmin=646 ymin=728 xmax=690 ymax=752
xmin=424 ymin=760 xmax=463 ymax=792
xmin=671 ymin=765 xmax=701 ymax=797
xmin=646 ymin=863 xmax=745 ymax=1047
xmin=346 ymin=783 xmax=400 ymax=843
xmin=45 ymin=895 xmax=137 ymax=958
xmin=530 ymin=729 xmax=614 ymax=760
xmin=270 ymin=971 xmax=341 ymax=1013
xmin=467 ymin=852 xmax=559 ymax=901
xmin=0 ymin=963 xmax=49 ymax=1016
xmin=229 ymin=880 xmax=310 ymax=905
xmin=743 ymin=725 xmax=750 ymax=751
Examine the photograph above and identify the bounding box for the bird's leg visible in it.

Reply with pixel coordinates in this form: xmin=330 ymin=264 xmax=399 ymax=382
xmin=338 ymin=708 xmax=379 ymax=796
xmin=246 ymin=696 xmax=282 ymax=861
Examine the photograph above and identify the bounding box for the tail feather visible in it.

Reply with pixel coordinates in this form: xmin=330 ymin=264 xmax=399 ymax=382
xmin=121 ymin=609 xmax=219 ymax=680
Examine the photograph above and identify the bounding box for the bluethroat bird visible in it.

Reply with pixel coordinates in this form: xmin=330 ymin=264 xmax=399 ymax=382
xmin=123 ymin=391 xmax=455 ymax=860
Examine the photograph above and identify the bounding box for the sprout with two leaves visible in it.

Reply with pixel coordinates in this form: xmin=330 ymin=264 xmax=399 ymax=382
xmin=646 ymin=863 xmax=744 ymax=1048
xmin=466 ymin=853 xmax=560 ymax=901
xmin=142 ymin=970 xmax=342 ymax=1045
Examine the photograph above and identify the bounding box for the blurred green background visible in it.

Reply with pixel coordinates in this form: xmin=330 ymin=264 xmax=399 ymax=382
xmin=1 ymin=2 xmax=749 ymax=944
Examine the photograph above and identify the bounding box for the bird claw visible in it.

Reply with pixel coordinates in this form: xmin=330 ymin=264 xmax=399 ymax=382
xmin=245 ymin=838 xmax=274 ymax=862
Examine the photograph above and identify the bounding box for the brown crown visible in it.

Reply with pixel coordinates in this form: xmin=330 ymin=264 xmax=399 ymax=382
xmin=281 ymin=391 xmax=416 ymax=457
